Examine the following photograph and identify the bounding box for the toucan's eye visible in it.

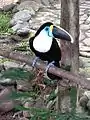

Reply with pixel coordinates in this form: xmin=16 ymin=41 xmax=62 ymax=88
xmin=45 ymin=27 xmax=49 ymax=31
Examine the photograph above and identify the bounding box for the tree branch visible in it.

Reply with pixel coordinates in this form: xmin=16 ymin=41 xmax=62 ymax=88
xmin=0 ymin=49 xmax=90 ymax=89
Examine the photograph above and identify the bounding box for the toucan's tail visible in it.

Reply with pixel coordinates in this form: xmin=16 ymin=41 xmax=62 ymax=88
xmin=47 ymin=61 xmax=62 ymax=80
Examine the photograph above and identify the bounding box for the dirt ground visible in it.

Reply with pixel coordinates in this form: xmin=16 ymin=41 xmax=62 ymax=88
xmin=0 ymin=111 xmax=19 ymax=120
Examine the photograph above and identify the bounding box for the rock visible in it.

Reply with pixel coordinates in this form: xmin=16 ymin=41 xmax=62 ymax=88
xmin=20 ymin=117 xmax=29 ymax=120
xmin=49 ymin=0 xmax=57 ymax=4
xmin=29 ymin=20 xmax=42 ymax=30
xmin=85 ymin=32 xmax=90 ymax=38
xmin=84 ymin=62 xmax=90 ymax=67
xmin=16 ymin=1 xmax=41 ymax=13
xmin=80 ymin=46 xmax=90 ymax=52
xmin=0 ymin=35 xmax=22 ymax=44
xmin=87 ymin=30 xmax=90 ymax=33
xmin=86 ymin=16 xmax=90 ymax=24
xmin=79 ymin=95 xmax=89 ymax=108
xmin=0 ymin=101 xmax=15 ymax=112
xmin=11 ymin=21 xmax=22 ymax=31
xmin=4 ymin=61 xmax=19 ymax=69
xmin=14 ymin=0 xmax=20 ymax=4
xmin=10 ymin=10 xmax=31 ymax=26
xmin=0 ymin=99 xmax=20 ymax=113
xmin=11 ymin=21 xmax=30 ymax=34
xmin=80 ymin=24 xmax=90 ymax=31
xmin=20 ymin=0 xmax=42 ymax=5
xmin=79 ymin=20 xmax=84 ymax=25
xmin=80 ymin=10 xmax=84 ymax=16
xmin=2 ymin=3 xmax=16 ymax=12
xmin=0 ymin=85 xmax=4 ymax=91
xmin=0 ymin=88 xmax=12 ymax=101
xmin=0 ymin=36 xmax=12 ymax=44
xmin=79 ymin=31 xmax=86 ymax=41
xmin=0 ymin=64 xmax=5 ymax=72
xmin=0 ymin=87 xmax=21 ymax=113
xmin=12 ymin=5 xmax=19 ymax=13
xmin=17 ymin=28 xmax=30 ymax=36
xmin=83 ymin=38 xmax=90 ymax=46
xmin=23 ymin=96 xmax=45 ymax=118
xmin=0 ymin=78 xmax=16 ymax=87
xmin=17 ymin=80 xmax=32 ymax=92
xmin=10 ymin=35 xmax=22 ymax=42
xmin=80 ymin=52 xmax=90 ymax=59
xmin=41 ymin=0 xmax=50 ymax=6
xmin=80 ymin=0 xmax=85 ymax=4
xmin=84 ymin=91 xmax=90 ymax=100
xmin=87 ymin=100 xmax=90 ymax=110
xmin=17 ymin=6 xmax=35 ymax=16
xmin=0 ymin=0 xmax=19 ymax=10
xmin=80 ymin=14 xmax=88 ymax=21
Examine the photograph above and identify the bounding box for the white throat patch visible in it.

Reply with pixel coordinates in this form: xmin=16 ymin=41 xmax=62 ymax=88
xmin=33 ymin=30 xmax=53 ymax=53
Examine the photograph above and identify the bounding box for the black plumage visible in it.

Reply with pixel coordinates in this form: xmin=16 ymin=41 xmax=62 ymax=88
xmin=29 ymin=36 xmax=61 ymax=80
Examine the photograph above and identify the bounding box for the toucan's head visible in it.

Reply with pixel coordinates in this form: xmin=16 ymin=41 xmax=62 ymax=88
xmin=35 ymin=22 xmax=73 ymax=43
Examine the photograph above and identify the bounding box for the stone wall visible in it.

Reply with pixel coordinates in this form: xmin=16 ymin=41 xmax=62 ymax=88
xmin=0 ymin=0 xmax=60 ymax=9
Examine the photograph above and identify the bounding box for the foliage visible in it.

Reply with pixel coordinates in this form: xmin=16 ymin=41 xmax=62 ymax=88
xmin=0 ymin=68 xmax=89 ymax=120
xmin=12 ymin=86 xmax=90 ymax=120
xmin=15 ymin=105 xmax=90 ymax=120
xmin=13 ymin=41 xmax=29 ymax=52
xmin=47 ymin=90 xmax=57 ymax=102
xmin=10 ymin=91 xmax=38 ymax=100
xmin=0 ymin=11 xmax=13 ymax=34
xmin=0 ymin=68 xmax=35 ymax=80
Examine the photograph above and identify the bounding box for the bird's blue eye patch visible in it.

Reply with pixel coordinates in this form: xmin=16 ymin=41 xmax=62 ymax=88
xmin=44 ymin=26 xmax=53 ymax=37
xmin=45 ymin=27 xmax=49 ymax=31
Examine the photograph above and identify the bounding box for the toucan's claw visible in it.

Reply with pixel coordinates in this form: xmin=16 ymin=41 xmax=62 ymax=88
xmin=45 ymin=61 xmax=55 ymax=73
xmin=32 ymin=57 xmax=39 ymax=68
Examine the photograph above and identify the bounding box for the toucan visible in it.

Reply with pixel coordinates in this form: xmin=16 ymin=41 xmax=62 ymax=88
xmin=29 ymin=22 xmax=73 ymax=80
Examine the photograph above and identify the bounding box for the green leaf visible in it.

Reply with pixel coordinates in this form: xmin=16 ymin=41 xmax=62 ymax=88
xmin=44 ymin=78 xmax=57 ymax=86
xmin=47 ymin=90 xmax=56 ymax=102
xmin=15 ymin=105 xmax=31 ymax=111
xmin=30 ymin=116 xmax=38 ymax=120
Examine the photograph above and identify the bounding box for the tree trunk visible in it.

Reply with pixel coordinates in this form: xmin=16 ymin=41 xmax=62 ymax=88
xmin=68 ymin=0 xmax=79 ymax=73
xmin=68 ymin=0 xmax=80 ymax=112
xmin=57 ymin=0 xmax=79 ymax=113
xmin=60 ymin=0 xmax=71 ymax=66
xmin=56 ymin=0 xmax=71 ymax=113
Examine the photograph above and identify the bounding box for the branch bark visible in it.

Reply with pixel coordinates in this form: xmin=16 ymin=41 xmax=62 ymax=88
xmin=0 ymin=49 xmax=90 ymax=89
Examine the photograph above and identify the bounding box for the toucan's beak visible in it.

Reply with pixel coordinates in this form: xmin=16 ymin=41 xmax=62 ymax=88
xmin=52 ymin=26 xmax=74 ymax=43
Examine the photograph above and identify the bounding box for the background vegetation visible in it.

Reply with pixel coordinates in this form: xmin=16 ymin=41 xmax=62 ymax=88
xmin=0 ymin=12 xmax=13 ymax=34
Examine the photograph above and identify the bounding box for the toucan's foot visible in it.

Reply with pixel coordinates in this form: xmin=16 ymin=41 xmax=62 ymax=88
xmin=32 ymin=57 xmax=39 ymax=68
xmin=33 ymin=69 xmax=45 ymax=90
xmin=45 ymin=61 xmax=55 ymax=73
